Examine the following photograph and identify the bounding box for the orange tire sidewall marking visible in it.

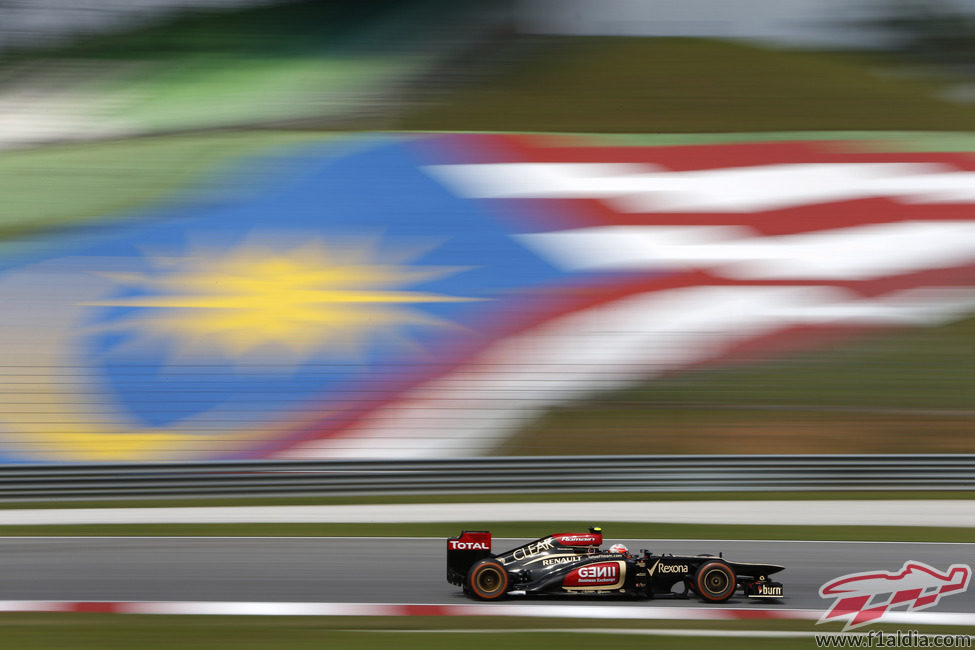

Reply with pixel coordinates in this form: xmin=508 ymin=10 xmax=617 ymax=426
xmin=695 ymin=562 xmax=735 ymax=602
xmin=472 ymin=562 xmax=508 ymax=599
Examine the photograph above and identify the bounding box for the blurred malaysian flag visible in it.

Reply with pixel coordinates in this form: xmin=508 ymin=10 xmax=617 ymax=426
xmin=0 ymin=133 xmax=974 ymax=462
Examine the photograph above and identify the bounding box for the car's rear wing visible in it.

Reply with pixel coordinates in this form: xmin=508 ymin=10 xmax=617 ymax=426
xmin=446 ymin=531 xmax=492 ymax=586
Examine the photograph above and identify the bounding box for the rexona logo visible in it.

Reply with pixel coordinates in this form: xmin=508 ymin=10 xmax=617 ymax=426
xmin=648 ymin=560 xmax=689 ymax=576
xmin=448 ymin=540 xmax=489 ymax=550
xmin=564 ymin=562 xmax=624 ymax=588
xmin=818 ymin=561 xmax=972 ymax=631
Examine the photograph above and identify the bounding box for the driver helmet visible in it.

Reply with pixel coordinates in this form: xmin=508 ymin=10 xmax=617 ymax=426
xmin=609 ymin=543 xmax=628 ymax=555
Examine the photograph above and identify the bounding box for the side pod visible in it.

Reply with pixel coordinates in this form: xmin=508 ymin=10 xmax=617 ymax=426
xmin=447 ymin=531 xmax=492 ymax=586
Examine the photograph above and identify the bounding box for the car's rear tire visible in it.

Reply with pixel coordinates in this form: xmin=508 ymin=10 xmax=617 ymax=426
xmin=694 ymin=561 xmax=736 ymax=603
xmin=465 ymin=559 xmax=509 ymax=600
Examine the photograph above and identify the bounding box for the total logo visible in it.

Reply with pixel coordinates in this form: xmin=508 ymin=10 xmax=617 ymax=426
xmin=448 ymin=541 xmax=489 ymax=550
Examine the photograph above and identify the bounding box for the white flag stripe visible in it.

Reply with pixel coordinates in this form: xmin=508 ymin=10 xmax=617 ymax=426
xmin=424 ymin=162 xmax=656 ymax=199
xmin=515 ymin=225 xmax=750 ymax=272
xmin=280 ymin=285 xmax=975 ymax=458
xmin=516 ymin=221 xmax=975 ymax=280
xmin=424 ymin=162 xmax=975 ymax=212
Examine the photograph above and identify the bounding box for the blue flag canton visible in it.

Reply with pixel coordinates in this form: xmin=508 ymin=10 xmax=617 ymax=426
xmin=66 ymin=137 xmax=574 ymax=428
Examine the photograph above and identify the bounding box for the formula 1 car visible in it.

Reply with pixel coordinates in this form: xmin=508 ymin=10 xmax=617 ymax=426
xmin=447 ymin=527 xmax=784 ymax=602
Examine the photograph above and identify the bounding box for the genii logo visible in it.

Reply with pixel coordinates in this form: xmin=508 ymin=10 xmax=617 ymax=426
xmin=563 ymin=561 xmax=625 ymax=589
xmin=579 ymin=565 xmax=617 ymax=580
xmin=818 ymin=561 xmax=971 ymax=630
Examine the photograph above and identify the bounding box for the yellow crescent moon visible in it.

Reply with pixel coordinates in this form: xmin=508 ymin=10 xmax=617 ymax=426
xmin=0 ymin=258 xmax=295 ymax=462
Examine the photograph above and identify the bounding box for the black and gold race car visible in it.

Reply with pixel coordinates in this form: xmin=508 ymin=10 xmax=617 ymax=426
xmin=447 ymin=527 xmax=784 ymax=602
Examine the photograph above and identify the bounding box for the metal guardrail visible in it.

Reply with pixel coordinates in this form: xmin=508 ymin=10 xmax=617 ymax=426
xmin=0 ymin=455 xmax=973 ymax=501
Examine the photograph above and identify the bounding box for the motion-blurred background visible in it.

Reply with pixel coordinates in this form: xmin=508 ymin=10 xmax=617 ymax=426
xmin=0 ymin=0 xmax=973 ymax=463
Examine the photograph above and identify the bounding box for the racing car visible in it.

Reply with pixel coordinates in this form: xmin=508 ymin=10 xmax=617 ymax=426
xmin=447 ymin=527 xmax=784 ymax=602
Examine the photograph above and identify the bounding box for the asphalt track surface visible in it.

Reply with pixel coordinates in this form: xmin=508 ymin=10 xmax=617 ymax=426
xmin=1 ymin=538 xmax=972 ymax=613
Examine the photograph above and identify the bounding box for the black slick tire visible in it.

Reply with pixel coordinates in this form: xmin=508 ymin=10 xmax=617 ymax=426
xmin=694 ymin=560 xmax=736 ymax=603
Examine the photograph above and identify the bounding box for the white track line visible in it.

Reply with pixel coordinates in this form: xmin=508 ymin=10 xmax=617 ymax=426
xmin=0 ymin=537 xmax=971 ymax=546
xmin=0 ymin=601 xmax=972 ymax=626
xmin=372 ymin=629 xmax=975 ymax=639
xmin=0 ymin=501 xmax=972 ymax=527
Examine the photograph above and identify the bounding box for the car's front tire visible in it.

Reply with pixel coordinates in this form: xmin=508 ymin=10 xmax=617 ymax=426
xmin=694 ymin=561 xmax=736 ymax=602
xmin=465 ymin=558 xmax=509 ymax=600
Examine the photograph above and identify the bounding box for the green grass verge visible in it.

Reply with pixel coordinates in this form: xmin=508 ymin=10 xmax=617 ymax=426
xmin=0 ymin=615 xmax=967 ymax=650
xmin=0 ymin=490 xmax=971 ymax=511
xmin=397 ymin=37 xmax=975 ymax=133
xmin=0 ymin=131 xmax=333 ymax=243
xmin=560 ymin=130 xmax=975 ymax=151
xmin=503 ymin=317 xmax=975 ymax=455
xmin=0 ymin=0 xmax=449 ymax=133
xmin=110 ymin=57 xmax=421 ymax=133
xmin=402 ymin=129 xmax=975 ymax=151
xmin=0 ymin=522 xmax=969 ymax=543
